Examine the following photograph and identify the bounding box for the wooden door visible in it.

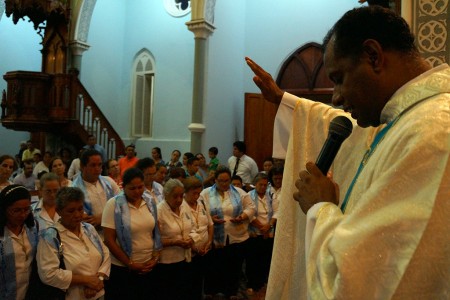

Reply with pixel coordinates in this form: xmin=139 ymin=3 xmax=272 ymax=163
xmin=244 ymin=43 xmax=334 ymax=169
xmin=244 ymin=93 xmax=278 ymax=170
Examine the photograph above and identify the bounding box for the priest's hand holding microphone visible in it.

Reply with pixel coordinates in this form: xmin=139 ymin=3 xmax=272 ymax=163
xmin=245 ymin=56 xmax=353 ymax=214
xmin=294 ymin=116 xmax=353 ymax=214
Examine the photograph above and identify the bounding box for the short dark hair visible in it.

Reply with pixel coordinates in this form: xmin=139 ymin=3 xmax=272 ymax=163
xmin=208 ymin=147 xmax=218 ymax=155
xmin=187 ymin=156 xmax=199 ymax=166
xmin=135 ymin=157 xmax=155 ymax=171
xmin=156 ymin=162 xmax=166 ymax=171
xmin=323 ymin=6 xmax=417 ymax=61
xmin=231 ymin=175 xmax=243 ymax=183
xmin=268 ymin=166 xmax=284 ymax=186
xmin=233 ymin=141 xmax=246 ymax=153
xmin=183 ymin=152 xmax=194 ymax=160
xmin=183 ymin=177 xmax=203 ymax=192
xmin=215 ymin=166 xmax=231 ymax=179
xmin=80 ymin=149 xmax=102 ymax=166
xmin=56 ymin=187 xmax=84 ymax=211
xmin=122 ymin=167 xmax=144 ymax=186
xmin=169 ymin=167 xmax=186 ymax=179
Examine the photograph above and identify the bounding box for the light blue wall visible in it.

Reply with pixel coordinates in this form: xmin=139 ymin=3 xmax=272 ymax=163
xmin=203 ymin=0 xmax=247 ymax=163
xmin=242 ymin=0 xmax=360 ymax=92
xmin=120 ymin=0 xmax=195 ymax=159
xmin=0 ymin=0 xmax=361 ymax=163
xmin=0 ymin=14 xmax=42 ymax=155
xmin=204 ymin=0 xmax=359 ymax=163
xmin=80 ymin=1 xmax=127 ymax=139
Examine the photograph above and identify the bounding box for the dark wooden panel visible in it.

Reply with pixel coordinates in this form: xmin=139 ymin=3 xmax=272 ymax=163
xmin=244 ymin=93 xmax=278 ymax=170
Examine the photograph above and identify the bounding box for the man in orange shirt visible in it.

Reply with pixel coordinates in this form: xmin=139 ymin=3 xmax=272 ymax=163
xmin=118 ymin=144 xmax=138 ymax=177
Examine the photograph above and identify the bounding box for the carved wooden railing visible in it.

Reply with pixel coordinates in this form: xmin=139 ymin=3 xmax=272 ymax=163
xmin=1 ymin=71 xmax=125 ymax=158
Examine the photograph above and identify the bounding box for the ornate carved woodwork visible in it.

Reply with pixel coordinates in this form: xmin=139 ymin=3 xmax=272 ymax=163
xmin=4 ymin=0 xmax=69 ymax=30
xmin=2 ymin=71 xmax=125 ymax=158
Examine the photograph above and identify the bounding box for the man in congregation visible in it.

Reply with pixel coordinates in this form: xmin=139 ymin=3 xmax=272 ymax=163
xmin=118 ymin=144 xmax=139 ymax=177
xmin=246 ymin=6 xmax=449 ymax=300
xmin=72 ymin=149 xmax=120 ymax=233
xmin=228 ymin=141 xmax=258 ymax=191
xmin=21 ymin=140 xmax=41 ymax=162
xmin=83 ymin=134 xmax=107 ymax=163
xmin=12 ymin=160 xmax=36 ymax=191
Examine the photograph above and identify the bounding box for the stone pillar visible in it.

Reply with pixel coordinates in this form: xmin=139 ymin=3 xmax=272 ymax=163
xmin=69 ymin=40 xmax=90 ymax=73
xmin=186 ymin=17 xmax=215 ymax=154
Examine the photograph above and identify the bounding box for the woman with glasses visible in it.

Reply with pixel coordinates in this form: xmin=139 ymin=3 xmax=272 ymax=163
xmin=32 ymin=172 xmax=61 ymax=232
xmin=198 ymin=167 xmax=255 ymax=299
xmin=106 ymin=159 xmax=122 ymax=189
xmin=183 ymin=177 xmax=213 ymax=299
xmin=0 ymin=184 xmax=37 ymax=299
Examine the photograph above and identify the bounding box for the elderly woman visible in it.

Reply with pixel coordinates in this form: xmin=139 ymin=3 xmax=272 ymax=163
xmin=0 ymin=155 xmax=17 ymax=192
xmin=37 ymin=187 xmax=110 ymax=300
xmin=246 ymin=172 xmax=279 ymax=295
xmin=157 ymin=179 xmax=197 ymax=300
xmin=0 ymin=185 xmax=37 ymax=299
xmin=183 ymin=177 xmax=213 ymax=299
xmin=198 ymin=167 xmax=255 ymax=299
xmin=50 ymin=157 xmax=72 ymax=187
xmin=102 ymin=167 xmax=161 ymax=300
xmin=32 ymin=172 xmax=61 ymax=231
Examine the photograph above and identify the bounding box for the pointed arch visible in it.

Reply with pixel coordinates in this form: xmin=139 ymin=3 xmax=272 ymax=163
xmin=131 ymin=49 xmax=156 ymax=137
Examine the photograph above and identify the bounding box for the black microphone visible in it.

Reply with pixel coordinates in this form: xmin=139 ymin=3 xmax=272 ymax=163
xmin=315 ymin=116 xmax=353 ymax=175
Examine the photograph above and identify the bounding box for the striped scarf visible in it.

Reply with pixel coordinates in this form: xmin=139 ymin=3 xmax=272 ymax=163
xmin=208 ymin=184 xmax=243 ymax=246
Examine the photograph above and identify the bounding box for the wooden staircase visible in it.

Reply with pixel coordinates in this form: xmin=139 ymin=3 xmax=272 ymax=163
xmin=1 ymin=70 xmax=125 ymax=158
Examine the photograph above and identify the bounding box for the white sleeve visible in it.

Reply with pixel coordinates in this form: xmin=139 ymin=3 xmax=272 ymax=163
xmin=67 ymin=160 xmax=77 ymax=180
xmin=101 ymin=198 xmax=116 ymax=229
xmin=272 ymin=93 xmax=301 ymax=159
xmin=37 ymin=236 xmax=72 ymax=290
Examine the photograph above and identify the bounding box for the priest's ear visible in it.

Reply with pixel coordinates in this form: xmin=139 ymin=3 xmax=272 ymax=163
xmin=362 ymin=39 xmax=384 ymax=72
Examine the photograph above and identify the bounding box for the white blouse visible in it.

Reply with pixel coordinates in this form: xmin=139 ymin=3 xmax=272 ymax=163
xmin=37 ymin=222 xmax=111 ymax=300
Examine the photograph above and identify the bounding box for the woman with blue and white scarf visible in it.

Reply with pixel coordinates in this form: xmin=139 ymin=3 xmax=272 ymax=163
xmin=0 ymin=185 xmax=37 ymax=300
xmin=37 ymin=187 xmax=110 ymax=300
xmin=246 ymin=172 xmax=279 ymax=296
xmin=198 ymin=167 xmax=255 ymax=299
xmin=102 ymin=167 xmax=161 ymax=300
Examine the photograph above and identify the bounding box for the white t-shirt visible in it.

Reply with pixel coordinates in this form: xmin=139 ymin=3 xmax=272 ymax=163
xmin=102 ymin=197 xmax=156 ymax=266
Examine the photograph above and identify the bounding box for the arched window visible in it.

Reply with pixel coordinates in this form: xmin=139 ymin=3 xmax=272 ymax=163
xmin=132 ymin=50 xmax=155 ymax=137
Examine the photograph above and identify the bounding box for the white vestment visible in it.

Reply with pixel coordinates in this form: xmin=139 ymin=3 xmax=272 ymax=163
xmin=266 ymin=64 xmax=450 ymax=300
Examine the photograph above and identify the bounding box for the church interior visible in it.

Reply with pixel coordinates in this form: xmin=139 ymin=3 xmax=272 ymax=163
xmin=0 ymin=0 xmax=446 ymax=166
